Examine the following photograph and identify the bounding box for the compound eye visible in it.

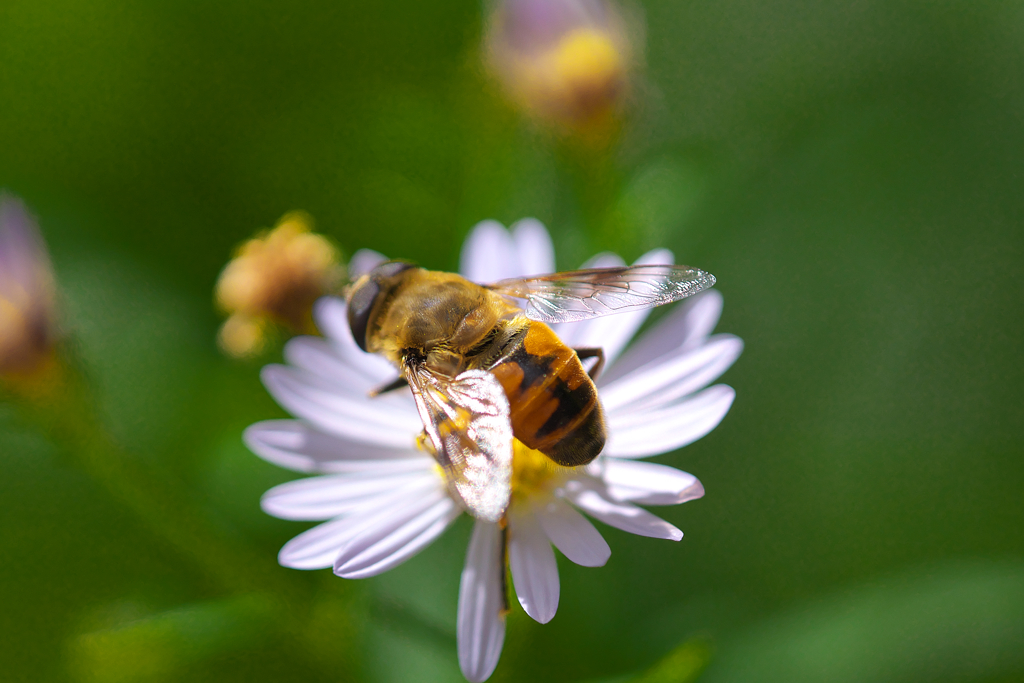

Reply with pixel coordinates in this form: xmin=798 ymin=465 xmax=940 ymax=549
xmin=347 ymin=277 xmax=379 ymax=352
xmin=346 ymin=260 xmax=418 ymax=352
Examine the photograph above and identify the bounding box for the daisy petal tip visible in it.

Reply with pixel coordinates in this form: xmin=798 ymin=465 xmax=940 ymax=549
xmin=458 ymin=618 xmax=506 ymax=683
xmin=244 ymin=420 xmax=318 ymax=474
xmin=241 ymin=423 xmax=267 ymax=457
xmin=533 ymin=607 xmax=556 ymax=625
xmin=681 ymin=480 xmax=706 ymax=503
xmin=258 ymin=492 xmax=280 ymax=516
xmin=258 ymin=363 xmax=287 ymax=392
xmin=348 ymin=249 xmax=388 ymax=278
xmin=278 ymin=553 xmax=301 ymax=570
xmin=636 ymin=248 xmax=674 ymax=266
xmin=590 ymin=545 xmax=611 ymax=568
xmin=510 ymin=218 xmax=555 ymax=275
xmin=509 ymin=217 xmax=547 ymax=239
xmin=518 ymin=585 xmax=558 ymax=624
xmin=278 ymin=546 xmax=327 ymax=571
xmin=467 ymin=218 xmax=507 ymax=239
xmin=311 ymin=294 xmax=339 ymax=323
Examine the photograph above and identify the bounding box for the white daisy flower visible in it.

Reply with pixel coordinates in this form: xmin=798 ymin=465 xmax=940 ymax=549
xmin=244 ymin=218 xmax=742 ymax=682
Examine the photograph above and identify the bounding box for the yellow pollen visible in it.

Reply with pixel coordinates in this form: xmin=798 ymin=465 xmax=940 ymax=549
xmin=511 ymin=439 xmax=567 ymax=499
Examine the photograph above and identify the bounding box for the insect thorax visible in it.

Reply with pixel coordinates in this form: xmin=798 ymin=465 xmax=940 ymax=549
xmin=367 ymin=270 xmax=520 ymax=370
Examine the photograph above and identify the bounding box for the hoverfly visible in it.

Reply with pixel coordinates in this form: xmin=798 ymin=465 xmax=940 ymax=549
xmin=345 ymin=261 xmax=715 ymax=522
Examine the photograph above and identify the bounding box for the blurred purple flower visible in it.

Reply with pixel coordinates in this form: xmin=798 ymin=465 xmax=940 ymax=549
xmin=484 ymin=0 xmax=638 ymax=132
xmin=0 ymin=193 xmax=56 ymax=379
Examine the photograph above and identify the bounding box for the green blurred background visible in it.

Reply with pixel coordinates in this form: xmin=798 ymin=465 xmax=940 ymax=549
xmin=2 ymin=0 xmax=1023 ymax=681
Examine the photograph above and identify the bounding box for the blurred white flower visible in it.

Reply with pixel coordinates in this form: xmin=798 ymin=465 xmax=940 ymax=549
xmin=0 ymin=193 xmax=57 ymax=380
xmin=245 ymin=219 xmax=741 ymax=682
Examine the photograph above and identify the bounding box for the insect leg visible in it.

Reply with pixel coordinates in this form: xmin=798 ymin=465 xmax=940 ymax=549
xmin=368 ymin=375 xmax=409 ymax=397
xmin=574 ymin=347 xmax=606 ymax=380
xmin=499 ymin=517 xmax=511 ymax=616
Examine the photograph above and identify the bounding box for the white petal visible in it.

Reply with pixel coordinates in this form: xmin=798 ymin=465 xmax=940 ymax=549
xmin=458 ymin=520 xmax=507 ymax=683
xmin=600 ymin=335 xmax=743 ymax=413
xmin=508 ymin=505 xmax=559 ymax=623
xmin=334 ymin=492 xmax=461 ymax=579
xmin=311 ymin=298 xmax=401 ymax=382
xmin=283 ymin=336 xmax=409 ymax=399
xmin=261 ymin=469 xmax=440 ymax=521
xmin=261 ymin=365 xmax=422 ymax=448
xmin=313 ymin=296 xmax=350 ymax=343
xmin=566 ymin=486 xmax=683 ymax=541
xmin=278 ymin=517 xmax=361 ymax=570
xmin=605 ymin=384 xmax=736 ymax=458
xmin=276 ymin=481 xmax=451 ymax=570
xmin=637 ymin=248 xmax=674 ymax=266
xmin=598 ymin=460 xmax=705 ymax=506
xmin=580 ymin=252 xmax=626 ymax=269
xmin=244 ymin=420 xmax=427 ymax=473
xmin=534 ymin=497 xmax=610 ymax=567
xmin=601 ymin=290 xmax=725 ymax=385
xmin=349 ymin=248 xmax=387 ymax=277
xmin=460 ymin=220 xmax=521 ymax=283
xmin=510 ymin=219 xmax=555 ymax=276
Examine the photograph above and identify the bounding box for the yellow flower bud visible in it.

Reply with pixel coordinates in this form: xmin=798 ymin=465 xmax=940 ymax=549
xmin=0 ymin=194 xmax=57 ymax=381
xmin=214 ymin=212 xmax=343 ymax=357
xmin=216 ymin=314 xmax=267 ymax=359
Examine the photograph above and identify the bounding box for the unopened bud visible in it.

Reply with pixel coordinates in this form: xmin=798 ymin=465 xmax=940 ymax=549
xmin=215 ymin=212 xmax=343 ymax=358
xmin=485 ymin=0 xmax=636 ymax=133
xmin=0 ymin=194 xmax=57 ymax=380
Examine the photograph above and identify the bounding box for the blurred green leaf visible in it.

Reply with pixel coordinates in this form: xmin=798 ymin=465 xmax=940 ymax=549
xmin=702 ymin=561 xmax=1024 ymax=683
xmin=68 ymin=594 xmax=278 ymax=683
xmin=631 ymin=638 xmax=713 ymax=683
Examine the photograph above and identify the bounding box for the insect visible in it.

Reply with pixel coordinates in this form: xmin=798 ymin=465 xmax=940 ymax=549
xmin=345 ymin=260 xmax=716 ymax=522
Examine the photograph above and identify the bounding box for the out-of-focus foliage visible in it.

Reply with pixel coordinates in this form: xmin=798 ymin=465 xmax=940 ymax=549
xmin=0 ymin=0 xmax=1022 ymax=682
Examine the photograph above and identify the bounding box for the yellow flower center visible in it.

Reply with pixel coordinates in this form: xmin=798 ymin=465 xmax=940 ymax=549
xmin=511 ymin=439 xmax=570 ymax=500
xmin=547 ymin=28 xmax=623 ymax=97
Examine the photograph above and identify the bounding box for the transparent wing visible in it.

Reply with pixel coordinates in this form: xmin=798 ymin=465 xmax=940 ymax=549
xmin=486 ymin=265 xmax=716 ymax=323
xmin=405 ymin=366 xmax=513 ymax=523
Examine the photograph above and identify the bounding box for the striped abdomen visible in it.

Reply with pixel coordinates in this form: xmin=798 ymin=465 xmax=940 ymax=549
xmin=489 ymin=322 xmax=606 ymax=467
